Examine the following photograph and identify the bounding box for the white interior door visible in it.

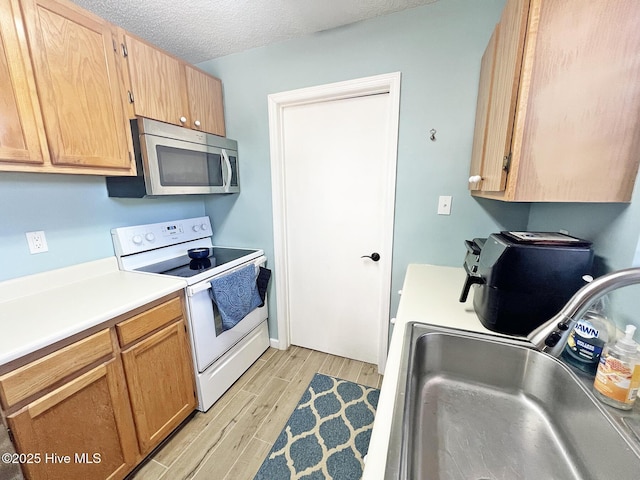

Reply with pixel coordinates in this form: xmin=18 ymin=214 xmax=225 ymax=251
xmin=282 ymin=93 xmax=393 ymax=365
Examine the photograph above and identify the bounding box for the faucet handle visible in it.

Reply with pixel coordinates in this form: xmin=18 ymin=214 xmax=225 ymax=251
xmin=544 ymin=321 xmax=571 ymax=347
xmin=545 ymin=331 xmax=563 ymax=347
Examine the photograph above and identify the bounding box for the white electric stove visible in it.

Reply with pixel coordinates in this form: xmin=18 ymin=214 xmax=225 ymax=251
xmin=111 ymin=216 xmax=269 ymax=411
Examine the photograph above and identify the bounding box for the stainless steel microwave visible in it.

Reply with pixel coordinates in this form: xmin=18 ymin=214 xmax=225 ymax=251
xmin=106 ymin=118 xmax=240 ymax=197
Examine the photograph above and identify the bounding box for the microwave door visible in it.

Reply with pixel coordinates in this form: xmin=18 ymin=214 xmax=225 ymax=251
xmin=141 ymin=135 xmax=225 ymax=195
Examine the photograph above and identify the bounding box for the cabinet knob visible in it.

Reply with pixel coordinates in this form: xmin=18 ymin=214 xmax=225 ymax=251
xmin=469 ymin=175 xmax=482 ymax=184
xmin=179 ymin=116 xmax=187 ymax=124
xmin=194 ymin=120 xmax=201 ymax=127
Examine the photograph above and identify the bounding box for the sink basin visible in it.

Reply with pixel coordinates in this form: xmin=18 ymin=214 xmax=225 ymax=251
xmin=385 ymin=323 xmax=640 ymax=480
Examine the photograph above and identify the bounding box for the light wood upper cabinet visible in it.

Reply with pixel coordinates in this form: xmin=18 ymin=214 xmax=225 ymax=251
xmin=0 ymin=0 xmax=48 ymax=167
xmin=124 ymin=33 xmax=190 ymax=128
xmin=1 ymin=0 xmax=225 ymax=176
xmin=19 ymin=0 xmax=134 ymax=175
xmin=185 ymin=65 xmax=226 ymax=137
xmin=469 ymin=0 xmax=640 ymax=202
xmin=124 ymin=33 xmax=226 ymax=136
xmin=469 ymin=26 xmax=498 ymax=191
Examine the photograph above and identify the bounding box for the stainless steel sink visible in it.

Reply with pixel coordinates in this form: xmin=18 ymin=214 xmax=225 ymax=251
xmin=385 ymin=323 xmax=640 ymax=480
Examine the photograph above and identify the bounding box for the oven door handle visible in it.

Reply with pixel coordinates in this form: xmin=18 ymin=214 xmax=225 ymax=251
xmin=186 ymin=255 xmax=267 ymax=297
xmin=187 ymin=282 xmax=212 ymax=297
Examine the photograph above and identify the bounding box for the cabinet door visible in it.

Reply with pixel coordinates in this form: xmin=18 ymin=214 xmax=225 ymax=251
xmin=185 ymin=65 xmax=226 ymax=136
xmin=20 ymin=0 xmax=134 ymax=173
xmin=7 ymin=360 xmax=139 ymax=480
xmin=121 ymin=320 xmax=196 ymax=454
xmin=125 ymin=34 xmax=190 ymax=128
xmin=481 ymin=0 xmax=530 ymax=192
xmin=513 ymin=0 xmax=640 ymax=202
xmin=0 ymin=0 xmax=47 ymax=166
xmin=469 ymin=26 xmax=498 ymax=191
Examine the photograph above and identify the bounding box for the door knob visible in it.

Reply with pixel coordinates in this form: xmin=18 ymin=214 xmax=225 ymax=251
xmin=361 ymin=252 xmax=380 ymax=262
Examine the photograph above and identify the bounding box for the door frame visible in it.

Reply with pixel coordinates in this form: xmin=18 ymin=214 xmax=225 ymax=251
xmin=267 ymin=72 xmax=401 ymax=373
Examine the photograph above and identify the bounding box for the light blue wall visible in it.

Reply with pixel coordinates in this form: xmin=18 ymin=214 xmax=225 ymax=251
xmin=199 ymin=0 xmax=532 ymax=337
xmin=4 ymin=0 xmax=637 ymax=337
xmin=0 ymin=172 xmax=204 ymax=282
xmin=527 ymin=173 xmax=640 ymax=329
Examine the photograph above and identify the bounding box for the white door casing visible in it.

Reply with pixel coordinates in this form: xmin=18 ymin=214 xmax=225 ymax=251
xmin=268 ymin=72 xmax=401 ymax=373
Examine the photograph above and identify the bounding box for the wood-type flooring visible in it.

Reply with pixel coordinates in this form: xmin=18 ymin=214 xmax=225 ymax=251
xmin=130 ymin=346 xmax=383 ymax=480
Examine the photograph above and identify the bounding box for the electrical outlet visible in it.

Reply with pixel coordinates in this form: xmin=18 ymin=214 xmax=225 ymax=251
xmin=26 ymin=231 xmax=48 ymax=254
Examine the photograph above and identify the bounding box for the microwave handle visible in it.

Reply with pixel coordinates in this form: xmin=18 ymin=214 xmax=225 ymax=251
xmin=222 ymin=149 xmax=232 ymax=193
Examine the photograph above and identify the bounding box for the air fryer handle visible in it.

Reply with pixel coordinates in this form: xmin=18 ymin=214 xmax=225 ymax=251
xmin=464 ymin=239 xmax=482 ymax=255
xmin=460 ymin=238 xmax=484 ymax=302
xmin=459 ymin=274 xmax=484 ymax=303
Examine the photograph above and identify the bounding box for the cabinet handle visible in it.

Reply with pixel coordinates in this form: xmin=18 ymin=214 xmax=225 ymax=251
xmin=179 ymin=116 xmax=187 ymax=124
xmin=194 ymin=120 xmax=201 ymax=127
xmin=469 ymin=175 xmax=482 ymax=184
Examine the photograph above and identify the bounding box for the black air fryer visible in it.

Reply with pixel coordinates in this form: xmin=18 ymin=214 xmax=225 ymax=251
xmin=459 ymin=231 xmax=593 ymax=336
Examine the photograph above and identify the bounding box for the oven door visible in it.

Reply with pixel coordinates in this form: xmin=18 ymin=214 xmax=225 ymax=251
xmin=140 ymin=134 xmax=239 ymax=195
xmin=185 ymin=257 xmax=267 ymax=372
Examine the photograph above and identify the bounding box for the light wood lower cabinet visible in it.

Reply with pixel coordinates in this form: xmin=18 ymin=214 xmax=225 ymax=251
xmin=0 ymin=293 xmax=196 ymax=480
xmin=7 ymin=360 xmax=138 ymax=480
xmin=121 ymin=321 xmax=196 ymax=454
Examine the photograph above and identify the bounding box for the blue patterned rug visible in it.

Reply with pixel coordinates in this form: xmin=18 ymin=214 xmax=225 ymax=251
xmin=254 ymin=373 xmax=380 ymax=480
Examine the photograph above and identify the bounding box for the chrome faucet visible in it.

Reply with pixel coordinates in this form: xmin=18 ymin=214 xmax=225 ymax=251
xmin=527 ymin=267 xmax=640 ymax=357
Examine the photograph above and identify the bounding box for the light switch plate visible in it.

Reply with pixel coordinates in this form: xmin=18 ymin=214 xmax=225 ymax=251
xmin=437 ymin=196 xmax=452 ymax=215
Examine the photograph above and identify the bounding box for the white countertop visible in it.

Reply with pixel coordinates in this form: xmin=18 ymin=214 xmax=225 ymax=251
xmin=0 ymin=257 xmax=186 ymax=367
xmin=364 ymin=263 xmax=508 ymax=479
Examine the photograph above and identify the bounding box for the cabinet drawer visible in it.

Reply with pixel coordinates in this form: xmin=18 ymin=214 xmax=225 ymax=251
xmin=0 ymin=329 xmax=113 ymax=409
xmin=116 ymin=296 xmax=183 ymax=347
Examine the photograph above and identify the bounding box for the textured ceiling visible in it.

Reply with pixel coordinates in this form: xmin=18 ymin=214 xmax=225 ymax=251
xmin=70 ymin=0 xmax=439 ymax=64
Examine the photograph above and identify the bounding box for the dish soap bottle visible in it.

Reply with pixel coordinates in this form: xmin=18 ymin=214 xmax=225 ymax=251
xmin=561 ymin=292 xmax=615 ymax=375
xmin=593 ymin=325 xmax=640 ymax=410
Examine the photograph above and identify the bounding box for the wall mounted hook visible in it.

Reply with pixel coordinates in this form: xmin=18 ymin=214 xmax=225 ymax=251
xmin=430 ymin=129 xmax=437 ymax=141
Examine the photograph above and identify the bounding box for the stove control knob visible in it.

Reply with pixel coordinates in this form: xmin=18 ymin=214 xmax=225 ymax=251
xmin=132 ymin=235 xmax=143 ymax=245
xmin=192 ymin=225 xmax=201 ymax=232
xmin=200 ymin=223 xmax=208 ymax=231
xmin=145 ymin=233 xmax=156 ymax=243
